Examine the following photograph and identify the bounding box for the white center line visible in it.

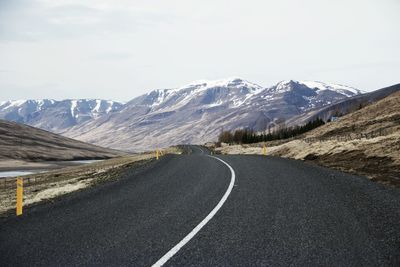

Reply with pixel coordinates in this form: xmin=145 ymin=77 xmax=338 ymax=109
xmin=151 ymin=155 xmax=236 ymax=267
xmin=194 ymin=146 xmax=204 ymax=155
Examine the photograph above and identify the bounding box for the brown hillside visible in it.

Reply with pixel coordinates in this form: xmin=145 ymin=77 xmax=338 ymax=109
xmin=216 ymin=91 xmax=400 ymax=186
xmin=0 ymin=120 xmax=127 ymax=161
xmin=307 ymin=91 xmax=400 ymax=138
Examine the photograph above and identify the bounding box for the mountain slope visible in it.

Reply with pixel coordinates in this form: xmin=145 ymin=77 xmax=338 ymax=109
xmin=0 ymin=120 xmax=126 ymax=161
xmin=286 ymin=83 xmax=400 ymax=126
xmin=275 ymin=90 xmax=400 ymax=186
xmin=0 ymin=99 xmax=124 ymax=133
xmin=216 ymin=90 xmax=400 ymax=186
xmin=63 ymin=78 xmax=362 ymax=151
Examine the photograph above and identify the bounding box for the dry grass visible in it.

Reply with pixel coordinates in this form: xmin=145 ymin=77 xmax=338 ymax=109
xmin=0 ymin=147 xmax=182 ymax=216
xmin=215 ymin=92 xmax=400 ymax=186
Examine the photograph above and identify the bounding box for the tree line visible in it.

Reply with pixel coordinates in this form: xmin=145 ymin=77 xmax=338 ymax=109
xmin=218 ymin=118 xmax=325 ymax=144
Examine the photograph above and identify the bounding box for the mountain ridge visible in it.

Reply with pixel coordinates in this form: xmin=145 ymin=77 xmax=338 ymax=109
xmin=0 ymin=78 xmax=370 ymax=151
xmin=61 ymin=78 xmax=363 ymax=151
xmin=0 ymin=99 xmax=124 ymax=133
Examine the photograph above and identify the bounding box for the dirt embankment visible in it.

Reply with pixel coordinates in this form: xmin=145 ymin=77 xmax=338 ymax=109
xmin=214 ymin=91 xmax=400 ymax=186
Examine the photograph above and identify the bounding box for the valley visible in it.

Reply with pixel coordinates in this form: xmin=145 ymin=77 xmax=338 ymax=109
xmin=2 ymin=2 xmax=399 ymax=265
xmin=0 ymin=81 xmax=399 ymax=265
xmin=0 ymin=78 xmax=366 ymax=151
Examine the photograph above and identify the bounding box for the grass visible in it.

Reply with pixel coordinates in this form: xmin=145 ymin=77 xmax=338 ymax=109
xmin=0 ymin=147 xmax=182 ymax=216
xmin=213 ymin=92 xmax=400 ymax=187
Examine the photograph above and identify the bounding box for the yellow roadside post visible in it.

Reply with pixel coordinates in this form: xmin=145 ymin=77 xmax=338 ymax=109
xmin=263 ymin=144 xmax=267 ymax=156
xmin=156 ymin=149 xmax=159 ymax=160
xmin=16 ymin=177 xmax=23 ymax=216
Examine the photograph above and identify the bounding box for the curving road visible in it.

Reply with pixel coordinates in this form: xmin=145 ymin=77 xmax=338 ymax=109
xmin=1 ymin=145 xmax=400 ymax=266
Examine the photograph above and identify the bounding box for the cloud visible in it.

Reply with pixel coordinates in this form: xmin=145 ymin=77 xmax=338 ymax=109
xmin=93 ymin=52 xmax=133 ymax=61
xmin=0 ymin=0 xmax=176 ymax=42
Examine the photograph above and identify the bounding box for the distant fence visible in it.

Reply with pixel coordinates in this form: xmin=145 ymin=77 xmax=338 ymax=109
xmin=304 ymin=127 xmax=397 ymax=143
xmin=1 ymin=176 xmax=42 ymax=189
xmin=0 ymin=169 xmax=87 ymax=189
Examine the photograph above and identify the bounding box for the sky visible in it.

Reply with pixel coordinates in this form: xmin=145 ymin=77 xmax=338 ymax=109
xmin=0 ymin=0 xmax=399 ymax=102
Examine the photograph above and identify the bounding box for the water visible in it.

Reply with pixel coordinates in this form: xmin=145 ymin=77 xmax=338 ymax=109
xmin=0 ymin=171 xmax=37 ymax=178
xmin=0 ymin=160 xmax=104 ymax=178
xmin=70 ymin=160 xmax=104 ymax=164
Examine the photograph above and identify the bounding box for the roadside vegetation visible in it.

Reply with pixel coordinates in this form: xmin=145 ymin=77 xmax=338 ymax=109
xmin=0 ymin=147 xmax=182 ymax=216
xmin=218 ymin=118 xmax=325 ymax=145
xmin=213 ymin=91 xmax=400 ymax=187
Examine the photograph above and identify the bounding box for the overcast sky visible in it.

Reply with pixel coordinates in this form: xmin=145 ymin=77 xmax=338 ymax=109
xmin=0 ymin=0 xmax=399 ymax=102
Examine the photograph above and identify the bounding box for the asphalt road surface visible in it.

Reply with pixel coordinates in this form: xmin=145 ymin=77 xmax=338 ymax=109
xmin=1 ymin=145 xmax=399 ymax=266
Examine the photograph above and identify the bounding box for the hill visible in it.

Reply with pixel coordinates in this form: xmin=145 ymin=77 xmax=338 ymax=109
xmin=216 ymin=90 xmax=400 ymax=186
xmin=286 ymin=83 xmax=400 ymax=126
xmin=0 ymin=120 xmax=126 ymax=161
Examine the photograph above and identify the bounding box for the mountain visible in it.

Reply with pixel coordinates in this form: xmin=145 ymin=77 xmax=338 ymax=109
xmin=0 ymin=99 xmax=124 ymax=133
xmin=63 ymin=78 xmax=363 ymax=151
xmin=285 ymin=83 xmax=400 ymax=127
xmin=216 ymin=89 xmax=400 ymax=186
xmin=273 ymin=90 xmax=400 ymax=186
xmin=0 ymin=120 xmax=126 ymax=161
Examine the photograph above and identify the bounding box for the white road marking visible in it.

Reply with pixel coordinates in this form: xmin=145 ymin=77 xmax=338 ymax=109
xmin=151 ymin=155 xmax=236 ymax=267
xmin=194 ymin=146 xmax=204 ymax=155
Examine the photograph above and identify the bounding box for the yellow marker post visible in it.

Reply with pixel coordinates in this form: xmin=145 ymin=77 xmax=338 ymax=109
xmin=263 ymin=144 xmax=267 ymax=156
xmin=16 ymin=177 xmax=23 ymax=216
xmin=156 ymin=149 xmax=159 ymax=160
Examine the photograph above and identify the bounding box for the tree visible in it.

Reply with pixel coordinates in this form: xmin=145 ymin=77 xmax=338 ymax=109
xmin=218 ymin=118 xmax=325 ymax=145
xmin=218 ymin=131 xmax=234 ymax=143
xmin=233 ymin=129 xmax=245 ymax=144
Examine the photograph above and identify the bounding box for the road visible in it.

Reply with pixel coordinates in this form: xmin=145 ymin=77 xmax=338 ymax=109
xmin=1 ymin=145 xmax=400 ymax=266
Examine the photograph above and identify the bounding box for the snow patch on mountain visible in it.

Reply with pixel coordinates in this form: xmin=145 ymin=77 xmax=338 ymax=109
xmin=70 ymin=100 xmax=78 ymax=118
xmin=298 ymin=81 xmax=363 ymax=96
xmin=0 ymin=99 xmax=124 ymax=133
xmin=141 ymin=77 xmax=265 ymax=111
xmin=1 ymin=100 xmax=27 ymax=110
xmin=105 ymin=101 xmax=117 ymax=113
xmin=93 ymin=99 xmax=102 ymax=113
xmin=177 ymin=77 xmax=263 ymax=92
xmin=274 ymin=80 xmax=294 ymax=92
xmin=1 ymin=78 xmax=364 ymax=151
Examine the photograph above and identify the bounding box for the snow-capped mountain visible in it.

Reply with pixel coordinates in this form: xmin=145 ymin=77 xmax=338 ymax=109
xmin=0 ymin=99 xmax=124 ymax=133
xmin=62 ymin=78 xmax=363 ymax=151
xmin=127 ymin=78 xmax=264 ymax=111
xmin=0 ymin=78 xmax=364 ymax=151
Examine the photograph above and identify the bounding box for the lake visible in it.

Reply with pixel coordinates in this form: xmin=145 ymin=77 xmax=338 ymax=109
xmin=0 ymin=159 xmax=105 ymax=178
